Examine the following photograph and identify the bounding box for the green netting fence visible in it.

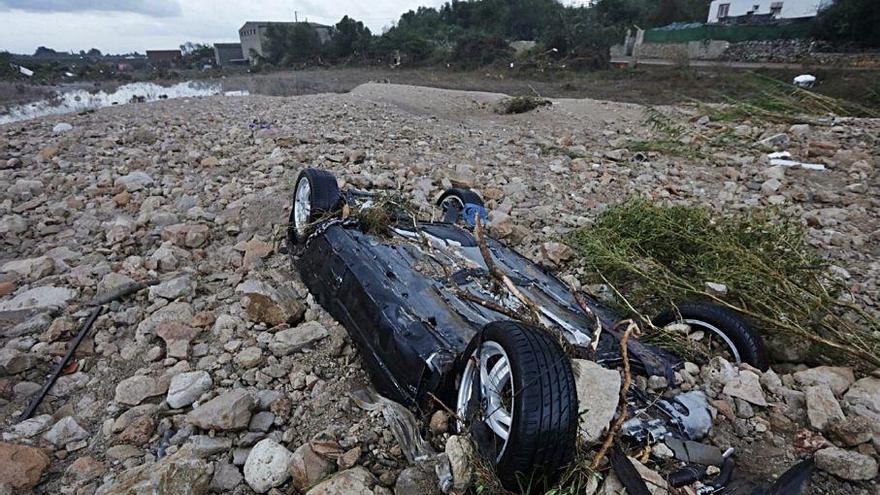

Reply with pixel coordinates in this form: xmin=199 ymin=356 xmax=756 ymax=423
xmin=644 ymin=22 xmax=814 ymax=44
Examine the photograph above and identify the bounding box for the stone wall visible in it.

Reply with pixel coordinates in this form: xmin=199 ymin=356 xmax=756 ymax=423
xmin=720 ymin=39 xmax=813 ymax=62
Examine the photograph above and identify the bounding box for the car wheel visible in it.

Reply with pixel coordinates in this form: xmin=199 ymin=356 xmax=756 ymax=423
xmin=436 ymin=187 xmax=486 ymax=226
xmin=653 ymin=302 xmax=769 ymax=370
xmin=455 ymin=321 xmax=577 ymax=492
xmin=287 ymin=168 xmax=342 ymax=253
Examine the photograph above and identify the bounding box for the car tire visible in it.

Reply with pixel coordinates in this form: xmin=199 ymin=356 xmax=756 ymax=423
xmin=455 ymin=321 xmax=577 ymax=492
xmin=653 ymin=302 xmax=769 ymax=370
xmin=436 ymin=188 xmax=486 ymax=226
xmin=287 ymin=168 xmax=342 ymax=253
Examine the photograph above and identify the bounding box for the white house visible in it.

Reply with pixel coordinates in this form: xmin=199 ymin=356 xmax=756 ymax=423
xmin=707 ymin=0 xmax=832 ymax=23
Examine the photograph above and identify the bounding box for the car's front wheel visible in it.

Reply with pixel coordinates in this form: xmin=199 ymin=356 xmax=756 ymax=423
xmin=287 ymin=168 xmax=342 ymax=254
xmin=455 ymin=321 xmax=577 ymax=492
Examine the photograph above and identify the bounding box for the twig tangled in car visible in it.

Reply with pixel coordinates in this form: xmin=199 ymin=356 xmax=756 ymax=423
xmin=589 ymin=319 xmax=640 ymax=471
xmin=475 ymin=216 xmax=542 ymax=324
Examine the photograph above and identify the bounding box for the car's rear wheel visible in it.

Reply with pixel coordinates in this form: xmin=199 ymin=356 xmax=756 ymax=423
xmin=456 ymin=321 xmax=576 ymax=492
xmin=437 ymin=187 xmax=486 ymax=226
xmin=287 ymin=168 xmax=342 ymax=253
xmin=653 ymin=302 xmax=769 ymax=370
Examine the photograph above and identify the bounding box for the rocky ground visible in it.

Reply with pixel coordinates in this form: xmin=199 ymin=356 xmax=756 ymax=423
xmin=0 ymin=83 xmax=878 ymax=494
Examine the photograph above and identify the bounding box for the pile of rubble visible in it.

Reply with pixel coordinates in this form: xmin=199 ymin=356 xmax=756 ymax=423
xmin=0 ymin=83 xmax=878 ymax=494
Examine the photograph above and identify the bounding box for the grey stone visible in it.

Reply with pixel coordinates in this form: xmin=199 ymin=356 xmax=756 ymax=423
xmin=187 ymin=389 xmax=254 ymax=431
xmin=149 ymin=275 xmax=194 ymax=301
xmin=794 ymin=367 xmax=855 ymax=396
xmin=805 ymin=385 xmax=845 ymax=431
xmin=814 ymin=447 xmax=878 ymax=481
xmin=95 ymin=445 xmax=210 ymax=495
xmin=723 ymin=370 xmax=767 ymax=406
xmin=758 ymin=133 xmax=790 ymax=148
xmin=843 ymin=377 xmax=880 ymax=416
xmin=0 ymin=349 xmax=37 ymax=375
xmin=210 ymin=461 xmax=242 ymax=491
xmin=166 ymin=371 xmax=212 ymax=409
xmin=572 ymin=359 xmax=621 ymax=443
xmin=0 ymin=286 xmax=76 ymax=312
xmin=305 ymin=467 xmax=376 ymax=495
xmin=43 ymin=416 xmax=89 ymax=447
xmin=445 ymin=436 xmax=473 ymax=494
xmin=248 ymin=411 xmax=275 ymax=432
xmin=269 ymin=321 xmax=329 ymax=356
xmin=115 ymin=375 xmax=162 ymax=406
xmin=114 ymin=171 xmax=154 ymax=192
xmin=394 ymin=465 xmax=441 ymax=495
xmin=243 ymin=438 xmax=293 ymax=493
xmin=188 ymin=435 xmax=233 ymax=456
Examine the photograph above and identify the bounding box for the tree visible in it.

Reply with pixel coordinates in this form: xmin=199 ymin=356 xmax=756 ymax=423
xmin=87 ymin=48 xmax=103 ymax=57
xmin=451 ymin=33 xmax=513 ymax=68
xmin=332 ymin=16 xmax=372 ymax=59
xmin=813 ymin=0 xmax=880 ymax=48
xmin=34 ymin=46 xmax=59 ymax=57
xmin=264 ymin=23 xmax=324 ymax=65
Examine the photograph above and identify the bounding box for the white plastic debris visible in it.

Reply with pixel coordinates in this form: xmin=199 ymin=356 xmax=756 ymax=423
xmin=19 ymin=65 xmax=34 ymax=77
xmin=52 ymin=123 xmax=73 ymax=134
xmin=793 ymin=74 xmax=816 ymax=88
xmin=767 ymin=151 xmax=826 ymax=171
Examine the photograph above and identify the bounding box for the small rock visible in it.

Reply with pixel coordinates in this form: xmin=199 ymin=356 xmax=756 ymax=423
xmin=95 ymin=444 xmax=210 ymax=494
xmin=114 ymin=375 xmax=162 ymax=406
xmin=843 ymin=377 xmax=880 ymax=417
xmin=167 ymin=370 xmax=213 ymax=409
xmin=235 ymin=346 xmax=264 ymax=368
xmin=156 ymin=322 xmax=201 ymax=359
xmin=428 ymin=410 xmax=449 ymax=435
xmin=758 ymin=133 xmax=790 ymax=149
xmin=825 ymin=416 xmax=874 ymax=447
xmin=794 ymin=367 xmax=854 ymax=396
xmin=723 ymin=370 xmax=767 ymax=406
xmin=211 ymin=461 xmax=243 ymax=491
xmin=114 ymin=171 xmax=154 ymax=192
xmin=187 ymin=389 xmax=254 ymax=430
xmin=814 ymin=446 xmax=878 ymax=481
xmin=805 ymin=385 xmax=845 ymax=431
xmin=43 ymin=416 xmax=89 ymax=447
xmin=573 ymin=359 xmax=621 ymax=443
xmin=52 ymin=122 xmax=73 ymax=134
xmin=305 ymin=466 xmax=376 ymax=495
xmin=116 ymin=415 xmax=155 ymax=446
xmin=0 ymin=442 xmax=50 ymax=490
xmin=66 ymin=456 xmax=105 ymax=481
xmin=394 ymin=465 xmax=441 ymax=495
xmin=445 ymin=436 xmax=473 ymax=493
xmin=269 ymin=321 xmax=329 ymax=356
xmin=540 ymin=242 xmax=574 ymax=265
xmin=290 ymin=443 xmax=336 ymax=491
xmin=243 ymin=439 xmax=293 ymax=493
xmin=244 ymin=293 xmax=305 ymax=327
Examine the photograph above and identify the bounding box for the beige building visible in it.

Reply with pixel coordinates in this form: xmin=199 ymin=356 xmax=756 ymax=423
xmin=239 ymin=21 xmax=332 ymax=65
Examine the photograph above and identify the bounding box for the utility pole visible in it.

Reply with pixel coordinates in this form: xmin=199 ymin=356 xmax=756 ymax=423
xmin=295 ymin=11 xmax=298 ymax=22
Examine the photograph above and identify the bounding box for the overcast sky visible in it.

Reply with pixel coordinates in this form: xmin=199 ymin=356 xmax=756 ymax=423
xmin=0 ymin=0 xmax=588 ymax=55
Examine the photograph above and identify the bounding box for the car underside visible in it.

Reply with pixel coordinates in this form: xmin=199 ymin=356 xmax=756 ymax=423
xmin=286 ymin=168 xmax=811 ymax=494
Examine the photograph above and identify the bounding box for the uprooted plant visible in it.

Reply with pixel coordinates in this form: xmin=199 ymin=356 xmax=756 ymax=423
xmin=565 ymin=199 xmax=880 ymax=368
xmin=495 ymin=95 xmax=552 ymax=115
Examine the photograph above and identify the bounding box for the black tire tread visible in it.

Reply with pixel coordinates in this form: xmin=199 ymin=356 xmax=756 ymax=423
xmin=436 ymin=187 xmax=484 ymax=207
xmin=653 ymin=302 xmax=769 ymax=371
xmin=287 ymin=168 xmax=341 ymax=247
xmin=479 ymin=321 xmax=577 ymax=491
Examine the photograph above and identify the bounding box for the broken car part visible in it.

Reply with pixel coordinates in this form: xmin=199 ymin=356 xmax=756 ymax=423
xmin=19 ymin=280 xmax=156 ymax=421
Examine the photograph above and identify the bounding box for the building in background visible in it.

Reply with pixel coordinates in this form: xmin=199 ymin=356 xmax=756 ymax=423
xmin=238 ymin=21 xmax=332 ymax=65
xmin=707 ymin=0 xmax=833 ymax=23
xmin=213 ymin=43 xmax=245 ymax=66
xmin=146 ymin=49 xmax=182 ymax=66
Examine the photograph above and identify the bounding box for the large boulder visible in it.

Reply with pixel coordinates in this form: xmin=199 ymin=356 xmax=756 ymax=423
xmin=0 ymin=442 xmax=50 ymax=490
xmin=187 ymin=389 xmax=254 ymax=430
xmin=572 ymin=359 xmax=621 ymax=443
xmin=243 ymin=439 xmax=293 ymax=493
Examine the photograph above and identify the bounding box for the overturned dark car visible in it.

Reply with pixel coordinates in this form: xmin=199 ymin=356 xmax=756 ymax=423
xmin=286 ymin=168 xmax=811 ymax=494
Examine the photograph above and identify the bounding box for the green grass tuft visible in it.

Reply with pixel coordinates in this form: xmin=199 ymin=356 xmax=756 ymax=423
xmin=565 ymin=199 xmax=880 ymax=368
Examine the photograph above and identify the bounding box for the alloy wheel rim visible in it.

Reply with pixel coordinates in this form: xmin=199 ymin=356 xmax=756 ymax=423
xmin=294 ymin=177 xmax=311 ymax=238
xmin=456 ymin=340 xmax=514 ymax=462
xmin=665 ymin=318 xmax=742 ymax=364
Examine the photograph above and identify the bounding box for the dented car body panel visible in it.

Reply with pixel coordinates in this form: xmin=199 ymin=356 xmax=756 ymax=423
xmin=296 ymin=218 xmax=678 ymax=406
